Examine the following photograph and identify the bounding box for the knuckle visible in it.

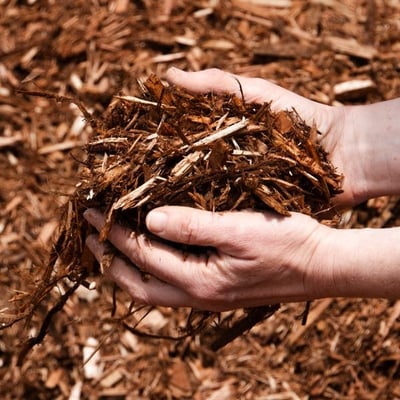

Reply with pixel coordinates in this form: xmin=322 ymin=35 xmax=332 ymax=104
xmin=131 ymin=288 xmax=152 ymax=305
xmin=179 ymin=216 xmax=199 ymax=244
xmin=124 ymin=235 xmax=150 ymax=270
xmin=187 ymin=274 xmax=227 ymax=310
xmin=207 ymin=67 xmax=224 ymax=78
xmin=123 ymin=277 xmax=153 ymax=305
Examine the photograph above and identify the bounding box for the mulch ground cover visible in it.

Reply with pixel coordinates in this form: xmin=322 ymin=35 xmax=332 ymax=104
xmin=1 ymin=1 xmax=400 ymax=399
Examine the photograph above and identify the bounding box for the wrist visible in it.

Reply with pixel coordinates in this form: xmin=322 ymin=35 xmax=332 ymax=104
xmin=302 ymin=223 xmax=341 ymax=299
xmin=312 ymin=226 xmax=400 ymax=300
xmin=339 ymin=100 xmax=400 ymax=205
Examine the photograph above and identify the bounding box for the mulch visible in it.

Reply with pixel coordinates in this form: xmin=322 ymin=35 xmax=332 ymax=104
xmin=1 ymin=1 xmax=400 ymax=399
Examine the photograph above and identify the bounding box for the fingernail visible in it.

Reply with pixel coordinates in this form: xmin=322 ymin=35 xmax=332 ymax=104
xmin=85 ymin=234 xmax=97 ymax=249
xmin=83 ymin=208 xmax=100 ymax=223
xmin=146 ymin=210 xmax=167 ymax=233
xmin=83 ymin=208 xmax=93 ymax=220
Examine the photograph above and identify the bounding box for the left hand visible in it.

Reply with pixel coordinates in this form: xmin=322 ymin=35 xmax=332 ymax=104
xmin=84 ymin=206 xmax=334 ymax=311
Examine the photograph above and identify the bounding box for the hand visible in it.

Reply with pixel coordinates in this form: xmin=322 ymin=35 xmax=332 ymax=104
xmin=166 ymin=68 xmax=400 ymax=206
xmin=84 ymin=207 xmax=335 ymax=311
xmin=166 ymin=67 xmax=355 ymax=206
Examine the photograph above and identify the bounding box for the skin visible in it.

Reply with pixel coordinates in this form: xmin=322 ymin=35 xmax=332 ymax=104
xmin=84 ymin=68 xmax=400 ymax=312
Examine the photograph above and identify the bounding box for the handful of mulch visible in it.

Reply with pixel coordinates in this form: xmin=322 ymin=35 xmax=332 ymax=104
xmin=10 ymin=74 xmax=343 ymax=358
xmin=66 ymin=74 xmax=342 ymax=239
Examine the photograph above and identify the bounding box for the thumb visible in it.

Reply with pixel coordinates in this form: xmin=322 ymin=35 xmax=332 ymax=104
xmin=145 ymin=206 xmax=253 ymax=255
xmin=146 ymin=206 xmax=227 ymax=247
xmin=166 ymin=67 xmax=246 ymax=99
xmin=165 ymin=67 xmax=304 ymax=106
xmin=165 ymin=67 xmax=332 ymax=132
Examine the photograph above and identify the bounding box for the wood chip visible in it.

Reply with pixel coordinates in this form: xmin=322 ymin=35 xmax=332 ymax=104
xmin=334 ymin=79 xmax=376 ymax=100
xmin=325 ymin=36 xmax=377 ymax=59
xmin=100 ymin=369 xmax=124 ymax=388
xmin=0 ymin=135 xmax=22 ymax=148
xmin=83 ymin=337 xmax=103 ymax=380
xmin=45 ymin=368 xmax=64 ymax=389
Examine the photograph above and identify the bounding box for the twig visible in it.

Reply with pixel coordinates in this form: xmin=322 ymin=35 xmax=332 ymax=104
xmin=17 ymin=280 xmax=82 ymax=365
xmin=209 ymin=304 xmax=280 ymax=351
xmin=191 ymin=118 xmax=248 ymax=148
xmin=114 ymin=95 xmax=175 ymax=110
xmin=0 ymin=135 xmax=22 ymax=148
xmin=287 ymin=299 xmax=333 ymax=346
xmin=113 ymin=176 xmax=167 ymax=210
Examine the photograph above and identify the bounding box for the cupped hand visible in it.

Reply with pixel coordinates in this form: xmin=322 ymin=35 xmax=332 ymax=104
xmin=84 ymin=207 xmax=336 ymax=311
xmin=166 ymin=67 xmax=359 ymax=206
xmin=166 ymin=67 xmax=337 ymax=133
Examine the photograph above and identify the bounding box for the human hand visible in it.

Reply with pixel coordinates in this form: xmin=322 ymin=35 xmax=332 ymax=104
xmin=166 ymin=67 xmax=339 ymax=135
xmin=84 ymin=206 xmax=335 ymax=311
xmin=164 ymin=68 xmax=349 ymax=204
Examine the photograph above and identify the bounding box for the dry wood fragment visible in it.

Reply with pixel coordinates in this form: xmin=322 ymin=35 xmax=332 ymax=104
xmin=253 ymin=43 xmax=315 ymax=60
xmin=378 ymin=300 xmax=400 ymax=340
xmin=0 ymin=135 xmax=22 ymax=148
xmin=324 ymin=36 xmax=377 ymax=59
xmin=151 ymin=52 xmax=186 ymax=63
xmin=236 ymin=0 xmax=292 ymax=6
xmin=334 ymin=79 xmax=376 ymax=100
xmin=100 ymin=369 xmax=124 ymax=388
xmin=310 ymin=0 xmax=355 ymax=20
xmin=111 ymin=0 xmax=130 ymax=14
xmin=287 ymin=298 xmax=333 ymax=346
xmin=37 ymin=140 xmax=86 ymax=155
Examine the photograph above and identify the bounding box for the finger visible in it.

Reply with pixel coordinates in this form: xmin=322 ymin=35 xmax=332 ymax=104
xmin=165 ymin=67 xmax=331 ymax=131
xmin=86 ymin=234 xmax=194 ymax=308
xmin=84 ymin=207 xmax=244 ymax=254
xmin=84 ymin=208 xmax=192 ymax=264
xmin=84 ymin=208 xmax=220 ymax=291
xmin=146 ymin=206 xmax=267 ymax=255
xmin=84 ymin=208 xmax=158 ymax=269
xmin=165 ymin=67 xmax=303 ymax=106
xmin=166 ymin=67 xmax=269 ymax=103
xmin=166 ymin=67 xmax=244 ymax=97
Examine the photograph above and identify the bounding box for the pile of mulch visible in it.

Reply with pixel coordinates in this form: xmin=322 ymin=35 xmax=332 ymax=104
xmin=1 ymin=1 xmax=400 ymax=399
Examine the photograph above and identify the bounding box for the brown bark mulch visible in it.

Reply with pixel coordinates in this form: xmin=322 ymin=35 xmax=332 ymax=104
xmin=1 ymin=1 xmax=400 ymax=399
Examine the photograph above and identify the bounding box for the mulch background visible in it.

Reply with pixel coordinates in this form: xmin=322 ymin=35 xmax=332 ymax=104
xmin=1 ymin=1 xmax=400 ymax=399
